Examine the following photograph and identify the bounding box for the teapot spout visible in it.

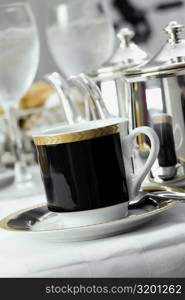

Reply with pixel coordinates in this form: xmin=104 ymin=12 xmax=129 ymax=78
xmin=44 ymin=72 xmax=80 ymax=125
xmin=70 ymin=73 xmax=111 ymax=120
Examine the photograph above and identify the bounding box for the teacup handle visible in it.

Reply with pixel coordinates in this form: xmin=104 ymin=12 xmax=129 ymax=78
xmin=120 ymin=126 xmax=159 ymax=202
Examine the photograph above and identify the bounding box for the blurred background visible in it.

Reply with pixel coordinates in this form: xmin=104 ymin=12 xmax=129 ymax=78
xmin=1 ymin=0 xmax=185 ymax=79
xmin=1 ymin=0 xmax=185 ymax=190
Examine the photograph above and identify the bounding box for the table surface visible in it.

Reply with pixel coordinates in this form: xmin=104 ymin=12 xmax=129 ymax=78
xmin=0 ymin=187 xmax=185 ymax=278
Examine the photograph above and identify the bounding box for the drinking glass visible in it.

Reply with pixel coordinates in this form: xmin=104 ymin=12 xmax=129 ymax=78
xmin=0 ymin=2 xmax=42 ymax=199
xmin=45 ymin=0 xmax=116 ymax=77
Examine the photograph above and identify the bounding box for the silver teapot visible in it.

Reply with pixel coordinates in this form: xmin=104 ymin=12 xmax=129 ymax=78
xmin=125 ymin=21 xmax=185 ymax=187
xmin=89 ymin=27 xmax=148 ymax=118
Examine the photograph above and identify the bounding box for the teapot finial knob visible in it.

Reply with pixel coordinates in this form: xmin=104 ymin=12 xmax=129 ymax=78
xmin=164 ymin=21 xmax=185 ymax=44
xmin=117 ymin=27 xmax=135 ymax=47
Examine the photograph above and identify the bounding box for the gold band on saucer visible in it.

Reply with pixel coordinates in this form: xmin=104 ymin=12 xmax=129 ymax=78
xmin=0 ymin=200 xmax=179 ymax=232
xmin=33 ymin=124 xmax=120 ymax=146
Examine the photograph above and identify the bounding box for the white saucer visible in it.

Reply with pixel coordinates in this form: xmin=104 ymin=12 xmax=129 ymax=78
xmin=0 ymin=197 xmax=179 ymax=242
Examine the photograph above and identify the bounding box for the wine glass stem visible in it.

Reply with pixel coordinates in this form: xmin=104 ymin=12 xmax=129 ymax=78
xmin=5 ymin=105 xmax=32 ymax=183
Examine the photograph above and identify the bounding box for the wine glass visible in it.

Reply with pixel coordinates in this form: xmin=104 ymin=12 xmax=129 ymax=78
xmin=45 ymin=0 xmax=116 ymax=77
xmin=0 ymin=2 xmax=42 ymax=199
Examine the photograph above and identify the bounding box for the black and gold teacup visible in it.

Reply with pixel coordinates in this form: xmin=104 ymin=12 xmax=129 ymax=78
xmin=33 ymin=118 xmax=159 ymax=227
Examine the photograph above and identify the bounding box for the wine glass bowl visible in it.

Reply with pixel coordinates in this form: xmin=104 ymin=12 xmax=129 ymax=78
xmin=0 ymin=3 xmax=39 ymax=107
xmin=0 ymin=2 xmax=42 ymax=199
xmin=45 ymin=0 xmax=116 ymax=77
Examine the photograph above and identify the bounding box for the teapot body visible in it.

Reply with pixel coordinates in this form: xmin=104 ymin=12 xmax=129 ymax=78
xmin=89 ymin=27 xmax=148 ymax=118
xmin=126 ymin=68 xmax=185 ymax=185
xmin=124 ymin=21 xmax=185 ymax=186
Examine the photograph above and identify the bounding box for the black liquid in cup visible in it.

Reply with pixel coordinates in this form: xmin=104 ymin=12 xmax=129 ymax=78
xmin=33 ymin=124 xmax=129 ymax=212
xmin=153 ymin=115 xmax=177 ymax=167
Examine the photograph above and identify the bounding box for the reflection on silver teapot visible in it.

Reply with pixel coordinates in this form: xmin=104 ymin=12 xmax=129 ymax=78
xmin=89 ymin=27 xmax=148 ymax=118
xmin=125 ymin=21 xmax=185 ymax=186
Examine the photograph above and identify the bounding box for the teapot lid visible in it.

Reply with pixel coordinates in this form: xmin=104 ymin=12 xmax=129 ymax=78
xmin=126 ymin=21 xmax=185 ymax=78
xmin=90 ymin=27 xmax=148 ymax=79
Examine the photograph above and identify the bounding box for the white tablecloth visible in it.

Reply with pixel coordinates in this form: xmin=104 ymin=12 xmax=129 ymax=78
xmin=0 ymin=192 xmax=185 ymax=278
